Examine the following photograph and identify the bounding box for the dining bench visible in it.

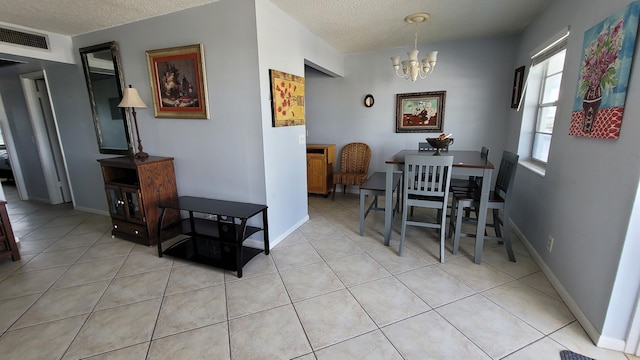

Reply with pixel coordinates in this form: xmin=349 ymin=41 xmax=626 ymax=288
xmin=359 ymin=171 xmax=402 ymax=235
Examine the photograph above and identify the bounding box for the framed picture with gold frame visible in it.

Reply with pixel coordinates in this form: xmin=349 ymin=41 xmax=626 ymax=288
xmin=269 ymin=69 xmax=305 ymax=127
xmin=146 ymin=44 xmax=209 ymax=119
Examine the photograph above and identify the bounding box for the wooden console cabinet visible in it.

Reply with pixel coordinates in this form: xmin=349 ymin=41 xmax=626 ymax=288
xmin=306 ymin=144 xmax=335 ymax=196
xmin=98 ymin=156 xmax=180 ymax=246
xmin=0 ymin=201 xmax=19 ymax=261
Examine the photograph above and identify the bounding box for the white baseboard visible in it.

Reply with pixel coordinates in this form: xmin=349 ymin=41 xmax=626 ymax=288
xmin=244 ymin=214 xmax=310 ymax=250
xmin=509 ymin=219 xmax=625 ymax=352
xmin=26 ymin=196 xmax=50 ymax=203
xmin=73 ymin=206 xmax=109 ymax=217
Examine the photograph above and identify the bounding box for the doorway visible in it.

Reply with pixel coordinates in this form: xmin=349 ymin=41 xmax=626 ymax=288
xmin=18 ymin=71 xmax=73 ymax=205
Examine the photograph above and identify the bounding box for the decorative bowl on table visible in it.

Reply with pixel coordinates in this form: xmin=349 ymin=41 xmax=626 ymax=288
xmin=426 ymin=137 xmax=454 ymax=155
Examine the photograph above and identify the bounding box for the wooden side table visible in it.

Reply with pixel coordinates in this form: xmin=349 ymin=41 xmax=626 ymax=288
xmin=0 ymin=201 xmax=20 ymax=261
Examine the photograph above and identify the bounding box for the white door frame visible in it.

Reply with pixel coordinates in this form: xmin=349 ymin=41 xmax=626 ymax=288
xmin=19 ymin=70 xmax=74 ymax=205
xmin=625 ymin=296 xmax=640 ymax=355
xmin=0 ymin=94 xmax=28 ymax=200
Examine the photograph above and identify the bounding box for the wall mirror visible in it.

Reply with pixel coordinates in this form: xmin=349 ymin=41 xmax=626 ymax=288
xmin=79 ymin=41 xmax=133 ymax=155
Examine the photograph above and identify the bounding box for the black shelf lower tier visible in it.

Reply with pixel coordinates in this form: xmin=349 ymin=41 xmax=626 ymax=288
xmin=162 ymin=235 xmax=263 ymax=272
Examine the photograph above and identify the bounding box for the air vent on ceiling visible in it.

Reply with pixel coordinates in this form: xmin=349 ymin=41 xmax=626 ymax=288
xmin=0 ymin=27 xmax=49 ymax=50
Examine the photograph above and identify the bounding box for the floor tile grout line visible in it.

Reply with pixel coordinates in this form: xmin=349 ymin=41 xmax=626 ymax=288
xmin=431 ymin=305 xmax=499 ymax=359
xmin=318 ymin=196 xmax=535 ymax=359
xmin=143 ymin=257 xmax=175 ymax=359
xmin=58 ymin=244 xmax=131 ymax=360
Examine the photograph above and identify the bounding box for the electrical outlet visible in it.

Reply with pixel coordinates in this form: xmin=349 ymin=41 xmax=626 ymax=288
xmin=547 ymin=236 xmax=554 ymax=252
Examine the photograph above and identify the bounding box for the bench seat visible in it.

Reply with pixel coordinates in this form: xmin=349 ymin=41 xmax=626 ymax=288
xmin=359 ymin=172 xmax=402 ymax=235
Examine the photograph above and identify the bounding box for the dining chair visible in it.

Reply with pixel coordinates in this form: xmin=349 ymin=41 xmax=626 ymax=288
xmin=447 ymin=150 xmax=519 ymax=262
xmin=418 ymin=141 xmax=450 ymax=152
xmin=399 ymin=154 xmax=453 ymax=262
xmin=450 ymin=146 xmax=489 ymax=190
xmin=332 ymin=142 xmax=371 ymax=200
xmin=418 ymin=142 xmax=433 ymax=151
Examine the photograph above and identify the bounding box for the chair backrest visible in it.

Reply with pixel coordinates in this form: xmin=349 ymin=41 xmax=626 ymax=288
xmin=418 ymin=142 xmax=451 ymax=152
xmin=404 ymin=155 xmax=454 ymax=197
xmin=494 ymin=151 xmax=519 ymax=199
xmin=339 ymin=142 xmax=371 ymax=173
xmin=481 ymin=146 xmax=489 ymax=158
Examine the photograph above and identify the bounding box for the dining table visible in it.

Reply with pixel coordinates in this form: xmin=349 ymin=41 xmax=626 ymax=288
xmin=383 ymin=150 xmax=494 ymax=264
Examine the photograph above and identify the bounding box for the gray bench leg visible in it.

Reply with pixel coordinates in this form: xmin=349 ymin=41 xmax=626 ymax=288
xmin=359 ymin=191 xmax=366 ymax=235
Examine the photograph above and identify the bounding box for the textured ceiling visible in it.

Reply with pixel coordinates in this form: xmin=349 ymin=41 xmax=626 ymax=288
xmin=0 ymin=0 xmax=551 ymax=54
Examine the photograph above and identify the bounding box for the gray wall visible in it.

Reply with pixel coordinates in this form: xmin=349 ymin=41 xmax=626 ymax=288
xmin=305 ymin=0 xmax=640 ymax=346
xmin=3 ymin=0 xmax=343 ymax=246
xmin=0 ymin=70 xmax=49 ymax=201
xmin=508 ymin=0 xmax=640 ymax=343
xmin=255 ymin=0 xmax=344 ymax=242
xmin=306 ymin=35 xmax=516 ymax=179
xmin=1 ymin=0 xmax=638 ymax=347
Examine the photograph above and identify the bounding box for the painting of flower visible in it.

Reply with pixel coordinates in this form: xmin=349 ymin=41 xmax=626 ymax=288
xmin=578 ymin=19 xmax=623 ymax=97
xmin=569 ymin=1 xmax=640 ymax=139
xmin=269 ymin=69 xmax=305 ymax=127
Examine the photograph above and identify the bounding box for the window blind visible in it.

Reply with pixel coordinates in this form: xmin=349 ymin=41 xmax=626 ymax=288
xmin=531 ymin=34 xmax=569 ymax=66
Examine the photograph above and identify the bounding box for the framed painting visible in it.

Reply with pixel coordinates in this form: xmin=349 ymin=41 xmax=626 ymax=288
xmin=569 ymin=1 xmax=640 ymax=139
xmin=269 ymin=69 xmax=305 ymax=127
xmin=511 ymin=65 xmax=525 ymax=109
xmin=146 ymin=44 xmax=209 ymax=119
xmin=396 ymin=91 xmax=446 ymax=133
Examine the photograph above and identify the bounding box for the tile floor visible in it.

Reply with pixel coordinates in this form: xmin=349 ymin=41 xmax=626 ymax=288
xmin=0 ymin=182 xmax=637 ymax=360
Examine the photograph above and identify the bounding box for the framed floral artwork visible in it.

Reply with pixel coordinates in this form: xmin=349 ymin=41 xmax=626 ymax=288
xmin=146 ymin=44 xmax=209 ymax=119
xmin=269 ymin=69 xmax=305 ymax=127
xmin=569 ymin=2 xmax=640 ymax=139
xmin=395 ymin=91 xmax=446 ymax=133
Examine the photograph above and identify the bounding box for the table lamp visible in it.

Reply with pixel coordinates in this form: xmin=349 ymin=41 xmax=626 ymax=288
xmin=118 ymin=85 xmax=148 ymax=159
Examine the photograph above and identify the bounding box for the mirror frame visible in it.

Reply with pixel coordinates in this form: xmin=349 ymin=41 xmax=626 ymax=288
xmin=79 ymin=41 xmax=134 ymax=155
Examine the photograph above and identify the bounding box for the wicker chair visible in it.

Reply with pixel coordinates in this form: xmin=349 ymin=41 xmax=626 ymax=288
xmin=332 ymin=142 xmax=371 ymax=200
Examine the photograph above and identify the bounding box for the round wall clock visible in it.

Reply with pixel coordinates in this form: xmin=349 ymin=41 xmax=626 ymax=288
xmin=364 ymin=94 xmax=374 ymax=108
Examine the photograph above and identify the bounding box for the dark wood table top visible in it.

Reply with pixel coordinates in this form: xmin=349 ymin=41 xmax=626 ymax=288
xmin=386 ymin=150 xmax=494 ymax=169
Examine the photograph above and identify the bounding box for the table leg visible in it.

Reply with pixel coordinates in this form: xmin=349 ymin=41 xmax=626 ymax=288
xmin=237 ymin=218 xmax=249 ymax=278
xmin=262 ymin=209 xmax=270 ymax=255
xmin=383 ymin=163 xmax=394 ymax=246
xmin=474 ymin=168 xmax=492 ymax=264
xmin=157 ymin=207 xmax=167 ymax=258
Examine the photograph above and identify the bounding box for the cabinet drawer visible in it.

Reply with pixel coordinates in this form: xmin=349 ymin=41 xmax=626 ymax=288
xmin=112 ymin=220 xmax=148 ymax=239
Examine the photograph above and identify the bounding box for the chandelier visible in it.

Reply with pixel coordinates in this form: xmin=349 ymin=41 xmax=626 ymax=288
xmin=391 ymin=13 xmax=438 ymax=82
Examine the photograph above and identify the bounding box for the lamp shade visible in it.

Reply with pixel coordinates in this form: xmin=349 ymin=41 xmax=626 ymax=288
xmin=118 ymin=86 xmax=147 ymax=108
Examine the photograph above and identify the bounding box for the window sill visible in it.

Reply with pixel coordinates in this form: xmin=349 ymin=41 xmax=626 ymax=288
xmin=519 ymin=160 xmax=546 ymax=177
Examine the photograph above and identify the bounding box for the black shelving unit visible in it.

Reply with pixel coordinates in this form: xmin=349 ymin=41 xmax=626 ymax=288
xmin=157 ymin=196 xmax=269 ymax=278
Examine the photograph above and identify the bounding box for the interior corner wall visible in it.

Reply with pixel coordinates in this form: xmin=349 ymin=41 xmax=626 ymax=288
xmin=305 ymin=36 xmax=516 ymax=177
xmin=0 ymin=72 xmax=49 ymax=201
xmin=508 ymin=0 xmax=640 ymax=343
xmin=254 ymin=0 xmax=344 ymax=244
xmin=42 ymin=61 xmax=108 ymax=211
xmin=57 ymin=0 xmax=266 ymax=218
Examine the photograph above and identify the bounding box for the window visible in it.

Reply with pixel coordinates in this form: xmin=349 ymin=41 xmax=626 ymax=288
xmin=519 ymin=29 xmax=569 ymax=171
xmin=531 ymin=49 xmax=566 ymax=163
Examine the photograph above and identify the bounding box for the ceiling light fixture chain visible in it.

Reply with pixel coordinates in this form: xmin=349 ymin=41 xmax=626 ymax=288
xmin=390 ymin=12 xmax=438 ymax=82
